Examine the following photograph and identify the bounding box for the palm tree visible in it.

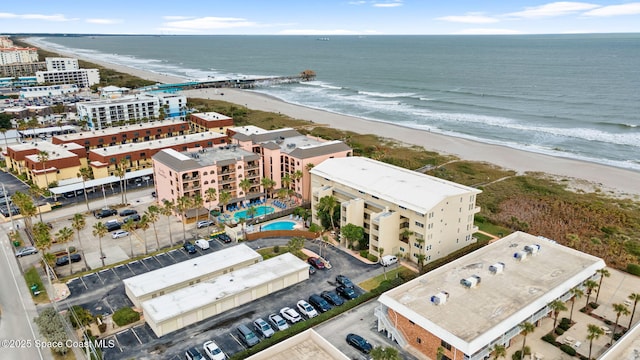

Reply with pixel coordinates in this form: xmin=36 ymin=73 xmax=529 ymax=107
xmin=0 ymin=127 xmax=9 ymax=151
xmin=239 ymin=178 xmax=251 ymax=206
xmin=78 ymin=167 xmax=92 ymax=212
xmin=281 ymin=173 xmax=292 ymax=191
xmin=587 ymin=324 xmax=604 ymax=360
xmin=192 ymin=193 xmax=204 ymax=225
xmin=204 ymin=187 xmax=217 ymax=220
xmin=146 ymin=205 xmax=160 ymax=251
xmin=12 ymin=191 xmax=37 ymax=235
xmin=317 ymin=195 xmax=338 ymax=231
xmin=176 ymin=196 xmax=192 ymax=241
xmin=260 ymin=177 xmax=275 ymax=200
xmin=569 ymin=287 xmax=584 ymax=323
xmin=594 ymin=268 xmax=610 ymax=304
xmin=370 ymin=346 xmax=401 ymax=360
xmin=122 ymin=219 xmax=136 ymax=257
xmin=549 ymin=299 xmax=568 ymax=329
xmin=118 ymin=158 xmax=129 ymax=204
xmin=55 ymin=227 xmax=74 ymax=272
xmin=114 ymin=161 xmax=126 ymax=205
xmin=584 ymin=279 xmax=599 ymax=308
xmin=292 ymin=169 xmax=303 ymax=197
xmin=160 ymin=199 xmax=175 ymax=247
xmin=28 ymin=184 xmax=45 ymax=223
xmin=36 ymin=150 xmax=50 ymax=189
xmin=92 ymin=222 xmax=107 ymax=267
xmin=218 ymin=190 xmax=231 ymax=213
xmin=611 ymin=303 xmax=630 ymax=340
xmin=519 ymin=321 xmax=535 ymax=360
xmin=71 ymin=213 xmax=89 ymax=270
xmin=628 ymin=293 xmax=640 ymax=329
xmin=491 ymin=344 xmax=506 ymax=359
xmin=138 ymin=214 xmax=150 ymax=255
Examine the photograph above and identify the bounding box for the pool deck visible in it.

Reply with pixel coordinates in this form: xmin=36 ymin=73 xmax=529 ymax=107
xmin=217 ymin=198 xmax=304 ymax=233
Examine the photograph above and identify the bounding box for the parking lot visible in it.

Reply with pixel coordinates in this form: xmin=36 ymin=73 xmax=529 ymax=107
xmin=60 ymin=236 xmax=403 ymax=359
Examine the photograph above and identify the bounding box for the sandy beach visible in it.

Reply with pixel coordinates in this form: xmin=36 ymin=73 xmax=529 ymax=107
xmin=29 ymin=39 xmax=640 ymax=198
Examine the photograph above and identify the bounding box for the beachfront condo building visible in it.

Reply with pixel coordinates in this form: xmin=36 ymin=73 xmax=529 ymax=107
xmin=375 ymin=231 xmax=605 ymax=360
xmin=231 ymin=127 xmax=352 ymax=202
xmin=310 ymin=157 xmax=481 ymax=264
xmin=35 ymin=68 xmax=100 ymax=89
xmin=0 ymin=36 xmax=13 ymax=48
xmin=89 ymin=131 xmax=227 ymax=179
xmin=189 ymin=111 xmax=234 ymax=134
xmin=0 ymin=62 xmax=46 ymax=77
xmin=52 ymin=119 xmax=190 ymax=150
xmin=152 ymin=146 xmax=263 ymax=222
xmin=45 ymin=57 xmax=79 ymax=71
xmin=76 ymin=93 xmax=187 ymax=130
xmin=5 ymin=141 xmax=87 ymax=188
xmin=0 ymin=46 xmax=39 ymax=65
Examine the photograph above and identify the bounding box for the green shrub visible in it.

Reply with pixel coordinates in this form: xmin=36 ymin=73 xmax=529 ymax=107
xmin=560 ymin=344 xmax=577 ymax=356
xmin=359 ymin=250 xmax=369 ymax=258
xmin=559 ymin=322 xmax=571 ymax=331
xmin=367 ymin=254 xmax=378 ymax=263
xmin=112 ymin=307 xmax=140 ymax=326
xmin=628 ymin=263 xmax=640 ymax=276
xmin=273 ymin=245 xmax=280 ymax=253
xmin=68 ymin=305 xmax=94 ymax=328
xmin=542 ymin=333 xmax=556 ymax=344
xmin=555 ymin=327 xmax=565 ymax=335
xmin=590 ymin=302 xmax=599 ymax=309
xmin=560 ymin=317 xmax=571 ymax=325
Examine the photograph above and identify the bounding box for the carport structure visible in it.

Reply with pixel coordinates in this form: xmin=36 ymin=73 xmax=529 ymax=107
xmin=49 ymin=168 xmax=153 ymax=200
xmin=142 ymin=252 xmax=309 ymax=337
xmin=124 ymin=244 xmax=262 ymax=307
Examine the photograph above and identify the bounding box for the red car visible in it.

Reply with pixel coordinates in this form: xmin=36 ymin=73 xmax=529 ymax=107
xmin=307 ymin=257 xmax=325 ymax=270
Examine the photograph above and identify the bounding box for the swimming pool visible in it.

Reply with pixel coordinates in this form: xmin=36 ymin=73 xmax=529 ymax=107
xmin=233 ymin=205 xmax=275 ymax=221
xmin=261 ymin=221 xmax=296 ymax=231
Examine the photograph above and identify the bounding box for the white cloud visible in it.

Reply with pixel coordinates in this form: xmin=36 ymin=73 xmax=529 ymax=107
xmin=505 ymin=2 xmax=600 ymax=18
xmin=162 ymin=16 xmax=192 ymax=20
xmin=0 ymin=12 xmax=76 ymax=21
xmin=348 ymin=1 xmax=367 ymax=5
xmin=86 ymin=18 xmax=123 ymax=25
xmin=373 ymin=1 xmax=403 ymax=8
xmin=436 ymin=14 xmax=499 ymax=24
xmin=455 ymin=28 xmax=523 ymax=35
xmin=582 ymin=2 xmax=640 ymax=16
xmin=162 ymin=17 xmax=258 ymax=31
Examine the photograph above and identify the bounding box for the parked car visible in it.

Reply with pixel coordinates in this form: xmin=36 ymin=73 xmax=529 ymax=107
xmin=55 ymin=253 xmax=82 ymax=266
xmin=15 ymin=246 xmax=38 ymax=258
xmin=123 ymin=214 xmax=141 ymax=223
xmin=253 ymin=318 xmax=275 ymax=338
xmin=203 ymin=340 xmax=226 ymax=360
xmin=237 ymin=324 xmax=260 ymax=347
xmin=185 ymin=347 xmax=205 ymax=360
xmin=307 ymin=257 xmax=325 ymax=270
xmin=308 ymin=266 xmax=316 ymax=275
xmin=197 ymin=220 xmax=214 ymax=229
xmin=321 ymin=290 xmax=345 ymax=306
xmin=346 ymin=333 xmax=373 ymax=354
xmin=337 ymin=285 xmax=358 ymax=300
xmin=268 ymin=313 xmax=289 ymax=331
xmin=296 ymin=300 xmax=318 ymax=318
xmin=380 ymin=255 xmax=398 ymax=266
xmin=279 ymin=307 xmax=302 ymax=323
xmin=94 ymin=208 xmax=117 ymax=219
xmin=105 ymin=220 xmax=122 ymax=232
xmin=183 ymin=241 xmax=197 ymax=254
xmin=112 ymin=230 xmax=129 ymax=239
xmin=308 ymin=294 xmax=332 ymax=313
xmin=119 ymin=209 xmax=138 ymax=217
xmin=336 ymin=274 xmax=354 ymax=288
xmin=215 ymin=233 xmax=232 ymax=243
xmin=194 ymin=239 xmax=210 ymax=250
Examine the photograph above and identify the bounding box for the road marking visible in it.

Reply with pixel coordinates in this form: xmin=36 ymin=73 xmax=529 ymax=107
xmin=110 ymin=267 xmax=121 ymax=280
xmin=229 ymin=333 xmax=246 ymax=348
xmin=130 ymin=327 xmax=144 ymax=345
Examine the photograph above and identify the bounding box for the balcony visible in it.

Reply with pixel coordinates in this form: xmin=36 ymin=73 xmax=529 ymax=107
xmin=219 ymin=177 xmax=236 ymax=185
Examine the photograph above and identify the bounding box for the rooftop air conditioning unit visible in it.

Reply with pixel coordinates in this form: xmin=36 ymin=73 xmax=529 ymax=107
xmin=514 ymin=251 xmax=527 ymax=261
xmin=460 ymin=275 xmax=481 ymax=288
xmin=430 ymin=291 xmax=449 ymax=305
xmin=524 ymin=244 xmax=541 ymax=255
xmin=489 ymin=262 xmax=505 ymax=274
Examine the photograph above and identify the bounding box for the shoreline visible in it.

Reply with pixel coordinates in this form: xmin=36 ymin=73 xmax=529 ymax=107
xmin=27 ymin=38 xmax=640 ymax=198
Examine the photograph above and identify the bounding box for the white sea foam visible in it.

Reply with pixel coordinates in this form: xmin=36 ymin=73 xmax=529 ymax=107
xmin=358 ymin=90 xmax=416 ymax=98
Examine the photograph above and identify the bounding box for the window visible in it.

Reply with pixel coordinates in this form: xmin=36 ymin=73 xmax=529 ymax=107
xmin=416 ymin=337 xmax=421 ymax=344
xmin=441 ymin=340 xmax=451 ymax=351
xmin=415 ymin=221 xmax=424 ymax=228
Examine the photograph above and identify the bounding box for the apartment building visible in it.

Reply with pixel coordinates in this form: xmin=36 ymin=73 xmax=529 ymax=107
xmin=375 ymin=231 xmax=605 ymax=360
xmin=52 ymin=120 xmax=190 ymax=150
xmin=310 ymin=157 xmax=481 ymax=264
xmin=189 ymin=111 xmax=234 ymax=134
xmin=0 ymin=36 xmax=13 ymax=48
xmin=232 ymin=127 xmax=352 ymax=202
xmin=152 ymin=146 xmax=262 ymax=218
xmin=0 ymin=62 xmax=46 ymax=77
xmin=45 ymin=57 xmax=79 ymax=71
xmin=89 ymin=132 xmax=227 ymax=178
xmin=0 ymin=46 xmax=39 ymax=65
xmin=35 ymin=68 xmax=100 ymax=89
xmin=76 ymin=93 xmax=186 ymax=130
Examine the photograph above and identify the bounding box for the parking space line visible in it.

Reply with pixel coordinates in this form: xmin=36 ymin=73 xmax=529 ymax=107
xmin=94 ymin=271 xmax=105 ymax=285
xmin=79 ymin=275 xmax=89 ymax=290
xmin=110 ymin=267 xmax=121 ymax=280
xmin=109 ymin=334 xmax=124 ymax=352
xmin=165 ymin=249 xmax=178 ymax=263
xmin=129 ymin=327 xmax=144 ymax=345
xmin=125 ymin=263 xmax=137 ymax=275
xmin=151 ymin=255 xmax=164 ymax=267
xmin=230 ymin=333 xmax=245 ymax=349
xmin=139 ymin=258 xmax=151 ymax=271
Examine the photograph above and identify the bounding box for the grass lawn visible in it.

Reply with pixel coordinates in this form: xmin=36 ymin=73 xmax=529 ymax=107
xmin=358 ymin=266 xmax=415 ymax=291
xmin=24 ymin=267 xmax=48 ymax=303
xmin=476 ymin=221 xmax=512 ymax=238
xmin=474 ymin=232 xmax=494 ymax=242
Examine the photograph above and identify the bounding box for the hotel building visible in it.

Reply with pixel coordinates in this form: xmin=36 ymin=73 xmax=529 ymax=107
xmin=232 ymin=127 xmax=352 ymax=202
xmin=76 ymin=93 xmax=187 ymax=130
xmin=152 ymin=145 xmax=262 ymax=218
xmin=35 ymin=68 xmax=100 ymax=89
xmin=189 ymin=111 xmax=234 ymax=134
xmin=45 ymin=57 xmax=79 ymax=71
xmin=0 ymin=62 xmax=46 ymax=77
xmin=375 ymin=231 xmax=605 ymax=360
xmin=0 ymin=46 xmax=39 ymax=65
xmin=309 ymin=157 xmax=481 ymax=263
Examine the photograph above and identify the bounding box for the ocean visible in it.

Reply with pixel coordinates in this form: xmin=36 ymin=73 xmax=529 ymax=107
xmin=32 ymin=34 xmax=640 ymax=171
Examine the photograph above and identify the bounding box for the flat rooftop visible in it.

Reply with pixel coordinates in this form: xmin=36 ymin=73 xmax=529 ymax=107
xmin=77 ymin=94 xmax=156 ymax=107
xmin=53 ymin=119 xmax=188 ymax=142
xmin=246 ymin=329 xmax=349 ymax=360
xmin=11 ymin=141 xmax=83 ymax=161
xmin=123 ymin=244 xmax=261 ymax=298
xmin=378 ymin=231 xmax=605 ymax=355
xmin=153 ymin=146 xmax=260 ymax=172
xmin=191 ymin=111 xmax=232 ymax=122
xmin=89 ymin=132 xmax=226 ymax=157
xmin=229 ymin=125 xmax=268 ymax=136
xmin=311 ymin=157 xmax=481 ymax=214
xmin=142 ymin=253 xmax=308 ymax=323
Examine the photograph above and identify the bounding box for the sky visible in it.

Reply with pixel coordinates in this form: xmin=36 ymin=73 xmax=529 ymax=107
xmin=1 ymin=1 xmax=640 ymax=35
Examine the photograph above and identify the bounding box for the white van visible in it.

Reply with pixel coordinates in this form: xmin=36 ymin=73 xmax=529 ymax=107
xmin=380 ymin=255 xmax=398 ymax=267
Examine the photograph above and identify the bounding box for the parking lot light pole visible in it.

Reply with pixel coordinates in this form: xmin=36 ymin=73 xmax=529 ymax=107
xmin=101 ymin=184 xmax=108 ymax=209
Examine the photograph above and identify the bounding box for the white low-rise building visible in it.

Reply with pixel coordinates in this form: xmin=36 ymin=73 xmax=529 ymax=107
xmin=45 ymin=57 xmax=79 ymax=71
xmin=36 ymin=68 xmax=100 ymax=89
xmin=19 ymin=84 xmax=79 ymax=98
